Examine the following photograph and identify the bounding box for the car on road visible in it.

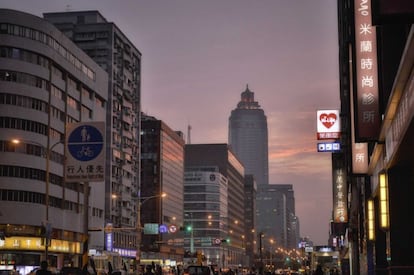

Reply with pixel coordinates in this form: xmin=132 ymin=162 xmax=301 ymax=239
xmin=185 ymin=266 xmax=214 ymax=275
xmin=0 ymin=270 xmax=20 ymax=275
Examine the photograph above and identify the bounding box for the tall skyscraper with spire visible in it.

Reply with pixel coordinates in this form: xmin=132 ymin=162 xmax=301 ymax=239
xmin=229 ymin=85 xmax=299 ymax=248
xmin=228 ymin=85 xmax=269 ymax=186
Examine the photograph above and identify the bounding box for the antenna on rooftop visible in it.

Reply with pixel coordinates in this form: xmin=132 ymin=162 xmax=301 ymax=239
xmin=187 ymin=125 xmax=192 ymax=144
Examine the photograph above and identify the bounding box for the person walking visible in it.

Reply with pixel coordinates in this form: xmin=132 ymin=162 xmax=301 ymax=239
xmin=313 ymin=264 xmax=323 ymax=275
xmin=36 ymin=261 xmax=52 ymax=275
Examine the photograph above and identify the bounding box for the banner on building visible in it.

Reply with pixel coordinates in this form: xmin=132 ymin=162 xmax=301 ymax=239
xmin=332 ymin=153 xmax=348 ymax=223
xmin=354 ymin=0 xmax=380 ymax=141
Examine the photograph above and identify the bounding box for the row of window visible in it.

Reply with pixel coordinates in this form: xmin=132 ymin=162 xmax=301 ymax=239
xmin=0 ymin=164 xmax=87 ymax=197
xmin=0 ymin=164 xmax=62 ymax=186
xmin=0 ymin=46 xmax=49 ymax=68
xmin=0 ymin=23 xmax=96 ymax=80
xmin=0 ymin=45 xmax=99 ymax=106
xmin=0 ymin=70 xmax=46 ymax=89
xmin=0 ymin=188 xmax=103 ymax=219
xmin=0 ymin=116 xmax=63 ymax=141
xmin=0 ymin=92 xmax=47 ymax=112
xmin=0 ymin=93 xmax=84 ymax=124
xmin=0 ymin=140 xmax=64 ymax=165
xmin=1 ymin=69 xmax=87 ymax=113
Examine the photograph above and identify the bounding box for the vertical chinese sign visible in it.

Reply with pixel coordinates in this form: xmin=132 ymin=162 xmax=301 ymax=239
xmin=354 ymin=0 xmax=380 ymax=141
xmin=332 ymin=153 xmax=348 ymax=223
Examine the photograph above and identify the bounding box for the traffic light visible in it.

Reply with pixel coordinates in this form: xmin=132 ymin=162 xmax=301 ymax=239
xmin=221 ymin=238 xmax=230 ymax=244
xmin=40 ymin=225 xmax=47 ymax=237
xmin=186 ymin=225 xmax=192 ymax=232
xmin=39 ymin=222 xmax=52 ymax=237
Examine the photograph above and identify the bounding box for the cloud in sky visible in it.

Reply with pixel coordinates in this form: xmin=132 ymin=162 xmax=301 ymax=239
xmin=1 ymin=0 xmax=340 ymax=244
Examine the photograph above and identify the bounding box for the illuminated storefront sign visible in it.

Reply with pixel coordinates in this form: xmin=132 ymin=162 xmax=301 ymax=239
xmin=0 ymin=236 xmax=81 ymax=253
xmin=113 ymin=248 xmax=136 ymax=258
xmin=106 ymin=231 xmax=113 ymax=251
xmin=354 ymin=0 xmax=380 ymax=141
xmin=352 ymin=142 xmax=368 ymax=174
xmin=332 ymin=154 xmax=348 ymax=223
xmin=316 ymin=110 xmax=341 ymax=140
xmin=367 ymin=199 xmax=375 ymax=240
xmin=379 ymin=173 xmax=389 ymax=229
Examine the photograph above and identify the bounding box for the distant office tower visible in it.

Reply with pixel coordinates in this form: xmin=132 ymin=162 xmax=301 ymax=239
xmin=44 ymin=11 xmax=142 ymax=258
xmin=183 ymin=166 xmax=229 ymax=267
xmin=185 ymin=144 xmax=245 ymax=268
xmin=0 ymin=9 xmax=108 ymax=268
xmin=257 ymin=184 xmax=298 ymax=249
xmin=229 ymin=85 xmax=269 ymax=186
xmin=140 ymin=114 xmax=185 ymax=262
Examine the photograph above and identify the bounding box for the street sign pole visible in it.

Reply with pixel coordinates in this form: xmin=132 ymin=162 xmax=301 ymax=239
xmin=65 ymin=122 xmax=105 ymax=268
xmin=82 ymin=181 xmax=89 ymax=268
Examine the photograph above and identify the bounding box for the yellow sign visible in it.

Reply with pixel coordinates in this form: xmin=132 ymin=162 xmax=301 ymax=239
xmin=0 ymin=237 xmax=81 ymax=254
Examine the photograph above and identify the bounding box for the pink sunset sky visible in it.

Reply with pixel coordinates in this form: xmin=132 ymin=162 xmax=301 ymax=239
xmin=1 ymin=0 xmax=340 ymax=245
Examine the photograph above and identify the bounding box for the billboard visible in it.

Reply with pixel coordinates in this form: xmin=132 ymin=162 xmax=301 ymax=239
xmin=316 ymin=110 xmax=341 ymax=140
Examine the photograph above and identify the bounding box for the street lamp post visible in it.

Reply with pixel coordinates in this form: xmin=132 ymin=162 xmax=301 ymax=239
xmin=136 ymin=193 xmax=166 ymax=266
xmin=12 ymin=138 xmax=63 ymax=261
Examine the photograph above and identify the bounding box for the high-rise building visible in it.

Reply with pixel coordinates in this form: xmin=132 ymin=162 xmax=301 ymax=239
xmin=256 ymin=186 xmax=286 ymax=247
xmin=228 ymin=85 xmax=269 ymax=186
xmin=228 ymin=85 xmax=270 ymax=251
xmin=183 ymin=166 xmax=229 ymax=267
xmin=257 ymin=184 xmax=298 ymax=249
xmin=44 ymin=11 xmax=142 ymax=261
xmin=140 ymin=114 xmax=185 ymax=264
xmin=184 ymin=144 xmax=246 ymax=267
xmin=0 ymin=9 xmax=108 ymax=270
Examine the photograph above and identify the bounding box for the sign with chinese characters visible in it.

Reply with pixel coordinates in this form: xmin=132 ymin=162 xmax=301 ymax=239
xmin=65 ymin=122 xmax=105 ymax=182
xmin=354 ymin=0 xmax=380 ymax=141
xmin=332 ymin=154 xmax=348 ymax=223
xmin=352 ymin=142 xmax=368 ymax=174
xmin=316 ymin=110 xmax=341 ymax=140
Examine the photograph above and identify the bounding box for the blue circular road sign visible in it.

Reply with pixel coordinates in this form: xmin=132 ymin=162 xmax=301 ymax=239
xmin=68 ymin=125 xmax=104 ymax=162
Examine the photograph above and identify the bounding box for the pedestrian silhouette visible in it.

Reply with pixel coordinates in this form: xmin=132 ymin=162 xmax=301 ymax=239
xmin=36 ymin=261 xmax=52 ymax=275
xmin=313 ymin=264 xmax=323 ymax=275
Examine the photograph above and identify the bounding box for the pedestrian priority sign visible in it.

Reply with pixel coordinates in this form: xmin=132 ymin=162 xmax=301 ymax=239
xmin=65 ymin=122 xmax=105 ymax=182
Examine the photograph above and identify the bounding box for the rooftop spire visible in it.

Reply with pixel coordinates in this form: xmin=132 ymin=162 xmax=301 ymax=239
xmin=237 ymin=84 xmax=260 ymax=109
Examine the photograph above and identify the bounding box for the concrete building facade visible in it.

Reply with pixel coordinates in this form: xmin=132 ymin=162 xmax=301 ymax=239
xmin=184 ymin=144 xmax=246 ymax=268
xmin=336 ymin=1 xmax=414 ymax=274
xmin=43 ymin=11 xmax=142 ymax=263
xmin=140 ymin=114 xmax=185 ymax=265
xmin=183 ymin=167 xmax=229 ymax=267
xmin=0 ymin=9 xmax=108 ymax=272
